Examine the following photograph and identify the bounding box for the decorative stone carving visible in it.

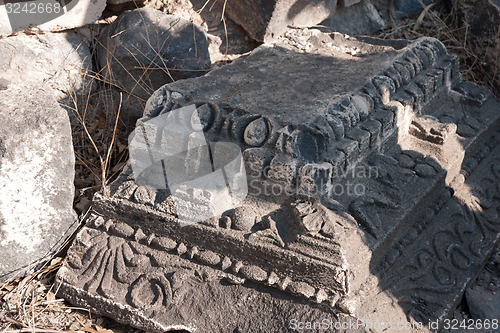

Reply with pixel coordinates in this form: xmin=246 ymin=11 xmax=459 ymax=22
xmin=57 ymin=29 xmax=500 ymax=332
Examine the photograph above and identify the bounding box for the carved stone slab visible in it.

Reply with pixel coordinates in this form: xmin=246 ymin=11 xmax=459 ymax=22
xmin=57 ymin=30 xmax=500 ymax=332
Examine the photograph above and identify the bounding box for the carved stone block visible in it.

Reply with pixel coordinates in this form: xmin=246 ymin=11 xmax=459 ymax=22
xmin=57 ymin=29 xmax=500 ymax=332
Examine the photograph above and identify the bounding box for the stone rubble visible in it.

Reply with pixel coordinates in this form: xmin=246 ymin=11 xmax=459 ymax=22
xmin=0 ymin=0 xmax=498 ymax=329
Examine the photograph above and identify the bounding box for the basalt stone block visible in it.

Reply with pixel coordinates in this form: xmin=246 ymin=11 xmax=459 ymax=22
xmin=394 ymin=0 xmax=434 ymax=19
xmin=340 ymin=0 xmax=361 ymax=6
xmin=0 ymin=83 xmax=77 ymax=282
xmin=465 ymin=246 xmax=500 ymax=321
xmin=57 ymin=29 xmax=500 ymax=332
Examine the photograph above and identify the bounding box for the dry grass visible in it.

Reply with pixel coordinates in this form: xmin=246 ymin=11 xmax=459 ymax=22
xmin=66 ymin=0 xmax=229 ymax=199
xmin=378 ymin=0 xmax=500 ymax=96
xmin=68 ymin=82 xmax=132 ymax=197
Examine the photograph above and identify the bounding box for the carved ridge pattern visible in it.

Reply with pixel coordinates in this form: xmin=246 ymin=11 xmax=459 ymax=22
xmin=394 ymin=199 xmax=500 ymax=322
xmin=73 ymin=215 xmax=345 ymax=312
xmin=343 ymin=150 xmax=442 ymax=241
xmin=377 ymin=129 xmax=500 ymax=274
xmin=65 ymin=229 xmax=182 ymax=313
xmin=139 ymin=38 xmax=457 ymax=195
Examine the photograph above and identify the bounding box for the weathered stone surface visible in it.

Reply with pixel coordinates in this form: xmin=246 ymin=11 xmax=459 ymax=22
xmin=466 ymin=286 xmax=500 ymax=321
xmin=56 ymin=215 xmax=367 ymax=332
xmin=0 ymin=31 xmax=95 ymax=99
xmin=0 ymin=82 xmax=77 ymax=282
xmin=321 ymin=0 xmax=385 ymax=36
xmin=97 ymin=8 xmax=211 ymax=101
xmin=224 ymin=0 xmax=338 ymax=42
xmin=0 ymin=0 xmax=106 ymax=36
xmin=57 ymin=29 xmax=500 ymax=332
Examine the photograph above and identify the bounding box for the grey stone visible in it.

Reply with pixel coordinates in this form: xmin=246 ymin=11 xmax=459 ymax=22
xmin=224 ymin=0 xmax=338 ymax=42
xmin=267 ymin=154 xmax=300 ymax=185
xmin=97 ymin=8 xmax=211 ymax=100
xmin=195 ymin=249 xmax=220 ymax=266
xmin=0 ymin=83 xmax=77 ymax=282
xmin=340 ymin=0 xmax=362 ymax=6
xmin=464 ymin=246 xmax=500 ymax=321
xmin=337 ymin=139 xmax=360 ymax=168
xmin=321 ymin=0 xmax=386 ymax=36
xmin=360 ymin=119 xmax=382 ymax=147
xmin=0 ymin=0 xmax=105 ymax=35
xmin=329 ymin=149 xmax=346 ymax=174
xmin=0 ymin=31 xmax=95 ymax=99
xmin=414 ymin=163 xmax=436 ymax=177
xmin=57 ymin=29 xmax=500 ymax=332
xmin=287 ymin=280 xmax=316 ymax=298
xmin=299 ymin=162 xmax=333 ymax=194
xmin=398 ymin=153 xmax=415 ymax=169
xmin=465 ymin=286 xmax=500 ymax=321
xmin=346 ymin=128 xmax=371 ymax=153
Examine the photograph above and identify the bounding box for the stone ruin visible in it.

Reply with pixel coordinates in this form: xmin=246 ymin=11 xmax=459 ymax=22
xmin=56 ymin=30 xmax=500 ymax=332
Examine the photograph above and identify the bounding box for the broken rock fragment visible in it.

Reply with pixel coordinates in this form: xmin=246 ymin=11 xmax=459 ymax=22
xmin=0 ymin=31 xmax=95 ymax=99
xmin=224 ymin=0 xmax=338 ymax=42
xmin=0 ymin=82 xmax=77 ymax=282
